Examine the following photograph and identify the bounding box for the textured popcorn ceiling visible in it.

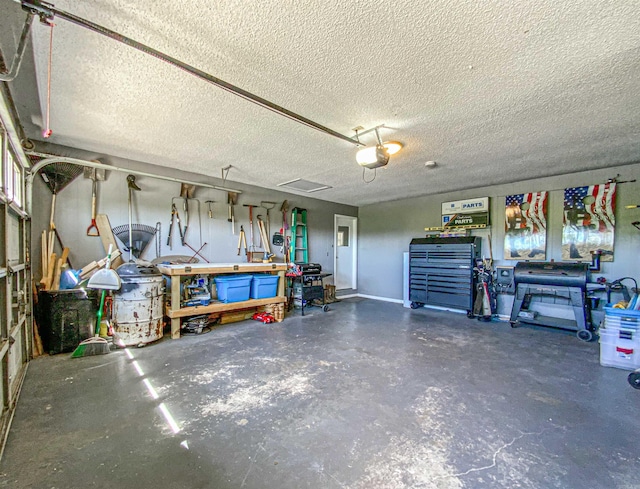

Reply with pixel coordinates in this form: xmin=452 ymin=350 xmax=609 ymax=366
xmin=3 ymin=0 xmax=640 ymax=205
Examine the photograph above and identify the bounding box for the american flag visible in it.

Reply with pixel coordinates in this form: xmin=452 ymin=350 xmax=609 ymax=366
xmin=505 ymin=192 xmax=547 ymax=231
xmin=564 ymin=183 xmax=616 ymax=231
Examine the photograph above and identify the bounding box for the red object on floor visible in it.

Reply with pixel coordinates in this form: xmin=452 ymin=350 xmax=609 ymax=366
xmin=252 ymin=312 xmax=275 ymax=324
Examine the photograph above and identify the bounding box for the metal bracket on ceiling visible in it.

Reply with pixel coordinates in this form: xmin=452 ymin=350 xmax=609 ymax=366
xmin=607 ymin=174 xmax=636 ymax=185
xmin=0 ymin=1 xmax=58 ymax=82
xmin=353 ymin=124 xmax=386 ymax=142
xmin=221 ymin=165 xmax=233 ymax=185
xmin=21 ymin=0 xmax=54 ymax=24
xmin=0 ymin=10 xmax=34 ymax=81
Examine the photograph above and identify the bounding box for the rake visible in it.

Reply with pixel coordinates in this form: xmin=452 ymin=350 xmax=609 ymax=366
xmin=36 ymin=160 xmax=85 ymax=194
xmin=112 ymin=224 xmax=157 ymax=260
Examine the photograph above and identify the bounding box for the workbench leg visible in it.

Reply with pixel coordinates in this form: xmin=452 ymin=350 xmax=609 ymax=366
xmin=171 ymin=318 xmax=181 ymax=339
xmin=277 ymin=270 xmax=285 ymax=296
xmin=171 ymin=276 xmax=181 ymax=339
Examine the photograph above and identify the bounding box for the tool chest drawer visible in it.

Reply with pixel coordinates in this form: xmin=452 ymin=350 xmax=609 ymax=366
xmin=410 ymin=246 xmax=477 ymax=268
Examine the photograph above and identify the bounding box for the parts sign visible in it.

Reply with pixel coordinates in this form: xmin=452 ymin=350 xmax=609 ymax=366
xmin=441 ymin=197 xmax=489 ymax=215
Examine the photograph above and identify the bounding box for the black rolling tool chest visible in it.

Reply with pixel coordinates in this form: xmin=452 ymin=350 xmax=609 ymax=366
xmin=409 ymin=237 xmax=481 ymax=314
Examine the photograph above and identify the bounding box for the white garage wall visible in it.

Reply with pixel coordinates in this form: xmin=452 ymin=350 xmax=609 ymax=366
xmin=358 ymin=162 xmax=640 ymax=315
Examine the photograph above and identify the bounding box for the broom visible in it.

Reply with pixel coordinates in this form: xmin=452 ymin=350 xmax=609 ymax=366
xmin=71 ymin=245 xmax=121 ymax=358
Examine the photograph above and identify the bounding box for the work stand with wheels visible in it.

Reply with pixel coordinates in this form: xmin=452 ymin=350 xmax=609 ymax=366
xmin=509 ymin=282 xmax=594 ymax=341
xmin=508 ymin=262 xmax=595 ymax=342
xmin=290 ymin=273 xmax=331 ymax=316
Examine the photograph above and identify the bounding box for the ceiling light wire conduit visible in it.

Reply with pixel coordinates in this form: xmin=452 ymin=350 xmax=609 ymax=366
xmin=25 ymin=153 xmax=242 ymax=216
xmin=19 ymin=0 xmax=364 ymax=147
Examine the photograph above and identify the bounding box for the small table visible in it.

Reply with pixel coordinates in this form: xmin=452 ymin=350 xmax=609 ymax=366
xmin=290 ymin=273 xmax=332 ymax=316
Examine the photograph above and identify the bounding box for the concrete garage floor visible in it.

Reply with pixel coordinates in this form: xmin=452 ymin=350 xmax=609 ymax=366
xmin=1 ymin=298 xmax=638 ymax=489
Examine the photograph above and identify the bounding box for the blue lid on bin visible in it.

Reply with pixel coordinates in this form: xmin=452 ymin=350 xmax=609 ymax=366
xmin=214 ymin=274 xmax=253 ymax=282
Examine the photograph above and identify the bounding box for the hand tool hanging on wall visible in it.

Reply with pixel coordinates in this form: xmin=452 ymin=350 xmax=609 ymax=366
xmin=39 ymin=161 xmax=83 ymax=266
xmin=261 ymin=201 xmax=276 ymax=237
xmin=184 ymin=241 xmax=209 ymax=263
xmin=273 ymin=200 xmax=289 ymax=253
xmin=194 ymin=199 xmax=203 ymax=246
xmin=172 ymin=196 xmax=202 ymax=246
xmin=237 ymin=225 xmax=247 ymax=256
xmin=222 ymin=166 xmax=238 ymax=234
xmin=227 ymin=192 xmax=237 ymax=234
xmin=205 ymin=200 xmax=214 ymax=219
xmin=126 ymin=175 xmax=141 ymax=262
xmin=243 ymin=204 xmax=259 ymax=251
xmin=86 ymin=169 xmax=99 ymax=236
xmin=179 ymin=183 xmax=195 ymax=241
xmin=112 ymin=224 xmax=157 ymax=260
xmin=167 ymin=204 xmax=176 ymax=248
xmin=280 ymin=200 xmax=289 ymax=231
xmin=167 ymin=203 xmax=185 ymax=247
xmin=256 ymin=215 xmax=263 ymax=248
xmin=257 ymin=216 xmax=273 ymax=260
xmin=166 ymin=202 xmax=208 ymax=260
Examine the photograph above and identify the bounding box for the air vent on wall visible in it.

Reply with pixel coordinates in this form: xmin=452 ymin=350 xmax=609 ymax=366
xmin=277 ymin=178 xmax=332 ymax=193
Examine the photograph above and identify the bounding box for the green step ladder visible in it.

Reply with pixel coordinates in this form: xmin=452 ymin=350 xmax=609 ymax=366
xmin=290 ymin=207 xmax=308 ymax=263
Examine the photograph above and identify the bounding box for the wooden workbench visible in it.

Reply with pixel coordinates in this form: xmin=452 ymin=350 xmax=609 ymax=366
xmin=157 ymin=262 xmax=287 ymax=338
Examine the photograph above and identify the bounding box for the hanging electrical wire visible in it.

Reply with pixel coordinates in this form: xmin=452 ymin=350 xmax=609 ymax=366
xmin=43 ymin=18 xmax=54 ymax=138
xmin=362 ymin=167 xmax=376 ymax=184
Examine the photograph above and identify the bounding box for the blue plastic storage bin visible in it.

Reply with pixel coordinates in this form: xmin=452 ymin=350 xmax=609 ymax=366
xmin=603 ymin=305 xmax=640 ymax=330
xmin=250 ymin=274 xmax=280 ymax=299
xmin=214 ymin=274 xmax=253 ymax=303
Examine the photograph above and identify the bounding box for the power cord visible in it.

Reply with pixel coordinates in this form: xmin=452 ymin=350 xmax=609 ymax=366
xmin=610 ymin=276 xmax=638 ymax=293
xmin=362 ymin=167 xmax=376 ymax=184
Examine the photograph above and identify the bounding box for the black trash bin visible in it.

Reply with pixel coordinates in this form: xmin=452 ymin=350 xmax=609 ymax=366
xmin=37 ymin=289 xmax=99 ymax=354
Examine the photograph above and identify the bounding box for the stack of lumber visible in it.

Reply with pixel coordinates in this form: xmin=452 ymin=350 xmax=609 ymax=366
xmin=31 ymin=281 xmax=44 ymax=357
xmin=39 ymin=227 xmax=122 ymax=291
xmin=78 ymin=248 xmax=122 ymax=280
xmin=39 ymin=229 xmax=70 ymax=291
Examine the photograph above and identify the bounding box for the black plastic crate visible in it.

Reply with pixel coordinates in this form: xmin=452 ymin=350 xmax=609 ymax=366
xmin=37 ymin=289 xmax=99 ymax=355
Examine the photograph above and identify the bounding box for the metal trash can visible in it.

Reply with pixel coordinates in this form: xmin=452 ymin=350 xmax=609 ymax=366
xmin=113 ymin=263 xmax=164 ymax=347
